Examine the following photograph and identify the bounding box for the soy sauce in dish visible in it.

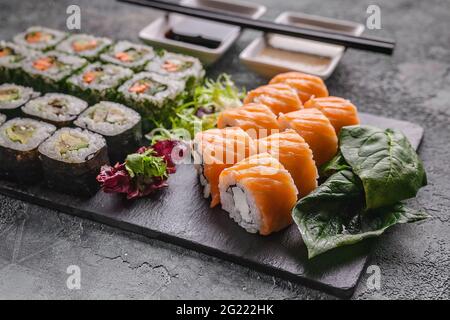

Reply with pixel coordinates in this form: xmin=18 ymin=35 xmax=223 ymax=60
xmin=165 ymin=18 xmax=234 ymax=49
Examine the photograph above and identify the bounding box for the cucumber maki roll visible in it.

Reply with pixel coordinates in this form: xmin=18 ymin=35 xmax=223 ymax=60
xmin=38 ymin=127 xmax=109 ymax=196
xmin=66 ymin=63 xmax=133 ymax=104
xmin=55 ymin=34 xmax=112 ymax=61
xmin=100 ymin=41 xmax=155 ymax=72
xmin=0 ymin=83 xmax=40 ymax=117
xmin=21 ymin=51 xmax=88 ymax=92
xmin=22 ymin=93 xmax=88 ymax=127
xmin=145 ymin=52 xmax=204 ymax=90
xmin=0 ymin=118 xmax=56 ymax=182
xmin=0 ymin=114 xmax=6 ymax=126
xmin=117 ymin=72 xmax=185 ymax=119
xmin=13 ymin=26 xmax=67 ymax=51
xmin=0 ymin=41 xmax=37 ymax=82
xmin=74 ymin=101 xmax=142 ymax=163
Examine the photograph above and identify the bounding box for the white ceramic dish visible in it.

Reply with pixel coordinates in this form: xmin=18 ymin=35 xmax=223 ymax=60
xmin=239 ymin=12 xmax=365 ymax=79
xmin=139 ymin=0 xmax=266 ymax=65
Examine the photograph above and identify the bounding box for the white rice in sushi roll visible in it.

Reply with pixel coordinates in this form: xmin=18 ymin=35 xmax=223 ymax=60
xmin=145 ymin=52 xmax=204 ymax=82
xmin=0 ymin=117 xmax=56 ymax=152
xmin=55 ymin=34 xmax=112 ymax=59
xmin=22 ymin=93 xmax=88 ymax=126
xmin=13 ymin=26 xmax=67 ymax=51
xmin=100 ymin=41 xmax=155 ymax=71
xmin=74 ymin=101 xmax=140 ymax=136
xmin=0 ymin=83 xmax=39 ymax=112
xmin=218 ymin=153 xmax=298 ymax=235
xmin=39 ymin=127 xmax=106 ymax=163
xmin=0 ymin=114 xmax=5 ymax=126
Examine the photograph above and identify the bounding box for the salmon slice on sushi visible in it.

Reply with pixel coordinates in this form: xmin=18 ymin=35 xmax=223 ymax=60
xmin=304 ymin=96 xmax=360 ymax=134
xmin=193 ymin=127 xmax=257 ymax=208
xmin=243 ymin=83 xmax=302 ymax=115
xmin=219 ymin=153 xmax=298 ymax=235
xmin=269 ymin=72 xmax=329 ymax=103
xmin=217 ymin=103 xmax=280 ymax=139
xmin=278 ymin=108 xmax=338 ymax=166
xmin=258 ymin=130 xmax=318 ymax=198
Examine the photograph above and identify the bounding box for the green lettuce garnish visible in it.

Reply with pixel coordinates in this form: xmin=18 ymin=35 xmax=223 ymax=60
xmin=147 ymin=74 xmax=244 ymax=143
xmin=125 ymin=149 xmax=168 ymax=179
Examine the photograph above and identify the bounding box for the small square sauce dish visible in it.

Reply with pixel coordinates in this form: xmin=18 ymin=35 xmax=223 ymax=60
xmin=240 ymin=12 xmax=365 ymax=79
xmin=139 ymin=0 xmax=266 ymax=65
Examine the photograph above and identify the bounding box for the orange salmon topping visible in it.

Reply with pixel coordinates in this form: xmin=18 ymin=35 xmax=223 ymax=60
xmin=128 ymin=82 xmax=149 ymax=94
xmin=82 ymin=71 xmax=100 ymax=84
xmin=32 ymin=57 xmax=54 ymax=71
xmin=115 ymin=52 xmax=131 ymax=62
xmin=72 ymin=39 xmax=98 ymax=52
xmin=162 ymin=60 xmax=179 ymax=72
xmin=26 ymin=31 xmax=52 ymax=44
xmin=0 ymin=48 xmax=12 ymax=57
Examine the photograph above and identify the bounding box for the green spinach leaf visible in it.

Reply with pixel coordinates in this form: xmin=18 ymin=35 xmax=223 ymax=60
xmin=292 ymin=170 xmax=430 ymax=258
xmin=339 ymin=126 xmax=427 ymax=209
xmin=319 ymin=151 xmax=350 ymax=178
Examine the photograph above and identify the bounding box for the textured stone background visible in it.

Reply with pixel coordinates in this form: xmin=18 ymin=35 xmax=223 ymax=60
xmin=0 ymin=0 xmax=449 ymax=299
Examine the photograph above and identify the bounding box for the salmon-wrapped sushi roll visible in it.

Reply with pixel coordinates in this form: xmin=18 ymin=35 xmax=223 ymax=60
xmin=217 ymin=103 xmax=280 ymax=139
xmin=304 ymin=96 xmax=360 ymax=134
xmin=258 ymin=130 xmax=318 ymax=198
xmin=243 ymin=83 xmax=302 ymax=115
xmin=219 ymin=153 xmax=298 ymax=235
xmin=193 ymin=127 xmax=257 ymax=208
xmin=278 ymin=109 xmax=338 ymax=166
xmin=269 ymin=72 xmax=329 ymax=103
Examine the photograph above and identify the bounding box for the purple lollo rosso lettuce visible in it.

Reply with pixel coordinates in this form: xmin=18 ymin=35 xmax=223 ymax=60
xmin=97 ymin=140 xmax=180 ymax=199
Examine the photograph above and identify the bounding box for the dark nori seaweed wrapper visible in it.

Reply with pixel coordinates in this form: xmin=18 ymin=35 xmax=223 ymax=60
xmin=0 ymin=146 xmax=43 ymax=183
xmin=39 ymin=145 xmax=110 ymax=197
xmin=103 ymin=120 xmax=143 ymax=164
xmin=21 ymin=112 xmax=77 ymax=128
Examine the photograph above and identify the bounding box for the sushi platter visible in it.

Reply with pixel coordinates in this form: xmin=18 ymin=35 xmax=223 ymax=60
xmin=0 ymin=25 xmax=428 ymax=298
xmin=0 ymin=112 xmax=423 ymax=298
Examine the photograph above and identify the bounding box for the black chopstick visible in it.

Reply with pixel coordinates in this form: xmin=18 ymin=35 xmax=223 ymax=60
xmin=118 ymin=0 xmax=395 ymax=54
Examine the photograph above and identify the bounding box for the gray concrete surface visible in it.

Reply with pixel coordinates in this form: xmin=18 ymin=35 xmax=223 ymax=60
xmin=0 ymin=0 xmax=449 ymax=300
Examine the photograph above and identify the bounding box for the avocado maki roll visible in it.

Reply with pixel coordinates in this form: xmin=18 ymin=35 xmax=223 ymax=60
xmin=21 ymin=51 xmax=88 ymax=92
xmin=100 ymin=41 xmax=155 ymax=72
xmin=0 ymin=118 xmax=56 ymax=182
xmin=0 ymin=114 xmax=6 ymax=126
xmin=0 ymin=41 xmax=37 ymax=82
xmin=22 ymin=93 xmax=88 ymax=127
xmin=13 ymin=26 xmax=67 ymax=51
xmin=117 ymin=72 xmax=185 ymax=119
xmin=55 ymin=34 xmax=112 ymax=61
xmin=66 ymin=63 xmax=133 ymax=104
xmin=0 ymin=83 xmax=40 ymax=117
xmin=145 ymin=52 xmax=204 ymax=90
xmin=38 ymin=127 xmax=109 ymax=196
xmin=74 ymin=101 xmax=142 ymax=163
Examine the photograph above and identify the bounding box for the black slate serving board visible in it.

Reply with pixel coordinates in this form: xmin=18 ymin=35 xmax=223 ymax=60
xmin=0 ymin=113 xmax=423 ymax=298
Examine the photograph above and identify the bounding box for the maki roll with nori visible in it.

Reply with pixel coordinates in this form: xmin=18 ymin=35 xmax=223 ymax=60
xmin=74 ymin=101 xmax=142 ymax=163
xmin=21 ymin=51 xmax=88 ymax=92
xmin=66 ymin=63 xmax=133 ymax=104
xmin=117 ymin=72 xmax=185 ymax=118
xmin=100 ymin=41 xmax=155 ymax=72
xmin=22 ymin=93 xmax=88 ymax=127
xmin=55 ymin=34 xmax=112 ymax=61
xmin=38 ymin=128 xmax=109 ymax=196
xmin=0 ymin=118 xmax=56 ymax=182
xmin=13 ymin=26 xmax=67 ymax=51
xmin=0 ymin=83 xmax=40 ymax=117
xmin=0 ymin=41 xmax=36 ymax=82
xmin=145 ymin=52 xmax=204 ymax=89
xmin=0 ymin=114 xmax=6 ymax=126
